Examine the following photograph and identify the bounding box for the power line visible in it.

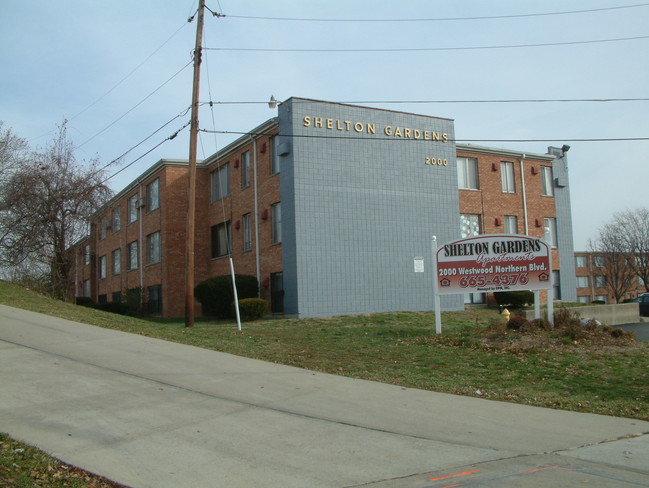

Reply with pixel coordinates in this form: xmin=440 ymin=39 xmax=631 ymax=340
xmin=221 ymin=3 xmax=649 ymax=22
xmin=199 ymin=128 xmax=649 ymax=144
xmin=204 ymin=34 xmax=649 ymax=53
xmin=69 ymin=20 xmax=190 ymax=122
xmin=202 ymin=97 xmax=649 ymax=105
xmin=77 ymin=61 xmax=192 ymax=149
xmin=102 ymin=122 xmax=190 ymax=185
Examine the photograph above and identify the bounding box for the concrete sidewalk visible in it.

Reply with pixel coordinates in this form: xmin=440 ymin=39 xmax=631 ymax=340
xmin=1 ymin=304 xmax=648 ymax=487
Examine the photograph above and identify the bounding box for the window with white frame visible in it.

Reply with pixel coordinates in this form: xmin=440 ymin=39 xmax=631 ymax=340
xmin=147 ymin=231 xmax=161 ymax=264
xmin=128 ymin=241 xmax=139 ymax=270
xmin=457 ymin=157 xmax=479 ymax=190
xmin=113 ymin=207 xmax=121 ymax=232
xmin=84 ymin=245 xmax=91 ymax=265
xmin=595 ymin=295 xmax=608 ymax=303
xmin=501 ymin=161 xmax=516 ymax=193
xmin=576 ymin=276 xmax=589 ymax=288
xmin=83 ymin=280 xmax=91 ymax=297
xmin=211 ymin=163 xmax=230 ymax=202
xmin=577 ymin=296 xmax=590 ymax=304
xmin=593 ymin=256 xmax=605 ymax=267
xmin=595 ymin=275 xmax=607 ymax=288
xmin=98 ymin=255 xmax=107 ymax=279
xmin=242 ymin=213 xmax=252 ymax=252
xmin=99 ymin=219 xmax=108 ymax=240
xmin=270 ymin=137 xmax=280 ymax=175
xmin=211 ymin=221 xmax=231 ymax=258
xmin=112 ymin=248 xmax=121 ymax=275
xmin=271 ymin=202 xmax=282 ymax=244
xmin=543 ymin=217 xmax=557 ymax=247
xmin=128 ymin=194 xmax=138 ymax=224
xmin=504 ymin=215 xmax=518 ymax=234
xmin=241 ymin=151 xmax=250 ymax=188
xmin=541 ymin=166 xmax=554 ymax=196
xmin=460 ymin=214 xmax=481 ymax=238
xmin=147 ymin=178 xmax=160 ymax=212
xmin=575 ymin=256 xmax=588 ymax=268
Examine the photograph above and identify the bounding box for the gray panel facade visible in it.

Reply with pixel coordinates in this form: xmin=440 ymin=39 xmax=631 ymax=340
xmin=548 ymin=147 xmax=577 ymax=301
xmin=279 ymin=98 xmax=464 ymax=317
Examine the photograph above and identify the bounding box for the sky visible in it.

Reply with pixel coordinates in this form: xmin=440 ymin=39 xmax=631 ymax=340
xmin=1 ymin=0 xmax=648 ymax=251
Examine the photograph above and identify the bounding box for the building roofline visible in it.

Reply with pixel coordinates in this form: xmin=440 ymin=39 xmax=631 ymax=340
xmin=203 ymin=117 xmax=278 ymax=167
xmin=456 ymin=143 xmax=555 ymax=161
xmin=284 ymin=96 xmax=455 ymax=123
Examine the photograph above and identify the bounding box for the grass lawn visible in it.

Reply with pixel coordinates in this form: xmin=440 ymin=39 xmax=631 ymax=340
xmin=1 ymin=280 xmax=647 ymax=421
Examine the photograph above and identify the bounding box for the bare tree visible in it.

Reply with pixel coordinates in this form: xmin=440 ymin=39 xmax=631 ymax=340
xmin=587 ymin=223 xmax=637 ymax=303
xmin=615 ymin=208 xmax=649 ymax=292
xmin=0 ymin=121 xmax=112 ymax=299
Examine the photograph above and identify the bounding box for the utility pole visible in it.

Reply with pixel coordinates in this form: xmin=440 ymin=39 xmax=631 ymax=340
xmin=185 ymin=0 xmax=205 ymax=327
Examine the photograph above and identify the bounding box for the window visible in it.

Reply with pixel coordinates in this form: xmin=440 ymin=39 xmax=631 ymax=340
xmin=595 ymin=275 xmax=607 ymax=288
xmin=112 ymin=291 xmax=122 ymax=303
xmin=241 ymin=151 xmax=250 ymax=188
xmin=113 ymin=207 xmax=121 ymax=232
xmin=82 ymin=280 xmax=91 ymax=297
xmin=504 ymin=215 xmax=518 ymax=234
xmin=147 ymin=178 xmax=160 ymax=212
xmin=270 ymin=137 xmax=280 ymax=175
xmin=83 ymin=245 xmax=91 ymax=265
xmin=128 ymin=194 xmax=138 ymax=224
xmin=242 ymin=213 xmax=252 ymax=252
xmin=501 ymin=162 xmax=515 ymax=193
xmin=211 ymin=163 xmax=230 ymax=202
xmin=543 ymin=217 xmax=557 ymax=247
xmin=541 ymin=166 xmax=554 ymax=196
xmin=98 ymin=294 xmax=107 ymax=303
xmin=211 ymin=221 xmax=231 ymax=258
xmin=128 ymin=241 xmax=139 ymax=270
xmin=575 ymin=256 xmax=588 ymax=268
xmin=99 ymin=219 xmax=108 ymax=240
xmin=457 ymin=157 xmax=479 ymax=190
xmin=112 ymin=248 xmax=121 ymax=275
xmin=593 ymin=256 xmax=605 ymax=267
xmin=271 ymin=202 xmax=282 ymax=244
xmin=576 ymin=276 xmax=589 ymax=288
xmin=595 ymin=295 xmax=608 ymax=303
xmin=98 ymin=255 xmax=107 ymax=280
xmin=148 ymin=285 xmax=162 ymax=314
xmin=147 ymin=231 xmax=161 ymax=264
xmin=460 ymin=214 xmax=481 ymax=238
xmin=577 ymin=296 xmax=590 ymax=304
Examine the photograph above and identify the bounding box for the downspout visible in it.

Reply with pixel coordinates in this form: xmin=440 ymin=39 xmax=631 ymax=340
xmin=138 ymin=181 xmax=144 ymax=308
xmin=252 ymin=136 xmax=261 ymax=294
xmin=520 ymin=154 xmax=529 ymax=235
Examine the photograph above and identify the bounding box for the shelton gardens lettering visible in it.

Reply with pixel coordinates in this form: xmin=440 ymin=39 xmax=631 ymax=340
xmin=443 ymin=238 xmax=543 ymax=258
xmin=302 ymin=115 xmax=448 ymax=142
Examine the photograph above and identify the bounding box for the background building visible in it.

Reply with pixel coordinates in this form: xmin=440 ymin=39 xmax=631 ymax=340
xmin=71 ymin=98 xmax=576 ymax=317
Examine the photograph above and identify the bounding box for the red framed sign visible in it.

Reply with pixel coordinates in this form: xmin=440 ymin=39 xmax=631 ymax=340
xmin=435 ymin=234 xmax=551 ymax=295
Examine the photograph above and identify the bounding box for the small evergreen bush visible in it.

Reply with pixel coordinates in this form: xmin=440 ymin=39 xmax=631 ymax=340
xmin=94 ymin=301 xmax=130 ymax=315
xmin=75 ymin=297 xmax=94 ymax=307
xmin=233 ymin=298 xmax=267 ymax=321
xmin=494 ymin=291 xmax=534 ymax=308
xmin=195 ymin=274 xmax=259 ymax=317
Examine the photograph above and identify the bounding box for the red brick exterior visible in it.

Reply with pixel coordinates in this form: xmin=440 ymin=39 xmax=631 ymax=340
xmin=71 ymin=134 xmax=563 ymax=317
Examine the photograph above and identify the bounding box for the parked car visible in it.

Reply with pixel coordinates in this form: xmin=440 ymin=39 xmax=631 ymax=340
xmin=637 ymin=293 xmax=649 ymax=317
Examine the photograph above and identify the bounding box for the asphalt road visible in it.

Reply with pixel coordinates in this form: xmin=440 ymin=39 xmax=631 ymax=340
xmin=619 ymin=321 xmax=649 ymax=341
xmin=1 ymin=304 xmax=648 ymax=488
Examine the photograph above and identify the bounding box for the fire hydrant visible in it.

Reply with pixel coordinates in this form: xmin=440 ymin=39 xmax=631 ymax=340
xmin=501 ymin=307 xmax=510 ymax=324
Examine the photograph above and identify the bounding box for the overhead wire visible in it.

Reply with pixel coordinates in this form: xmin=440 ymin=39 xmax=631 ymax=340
xmin=221 ymin=3 xmax=649 ymax=22
xmin=201 ymin=97 xmax=649 ymax=105
xmin=77 ymin=60 xmax=192 ymax=149
xmin=204 ymin=34 xmax=649 ymax=53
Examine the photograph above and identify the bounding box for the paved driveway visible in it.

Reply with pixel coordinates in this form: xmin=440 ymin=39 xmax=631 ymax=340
xmin=1 ymin=304 xmax=648 ymax=487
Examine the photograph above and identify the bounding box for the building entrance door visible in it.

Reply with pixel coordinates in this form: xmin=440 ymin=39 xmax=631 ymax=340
xmin=270 ymin=272 xmax=284 ymax=313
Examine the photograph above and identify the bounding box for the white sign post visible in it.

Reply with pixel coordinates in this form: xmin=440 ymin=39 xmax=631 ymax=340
xmin=433 ymin=234 xmax=553 ymax=333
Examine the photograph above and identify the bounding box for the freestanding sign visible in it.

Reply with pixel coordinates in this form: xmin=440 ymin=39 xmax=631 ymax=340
xmin=436 ymin=234 xmax=551 ymax=294
xmin=432 ymin=234 xmax=552 ymax=333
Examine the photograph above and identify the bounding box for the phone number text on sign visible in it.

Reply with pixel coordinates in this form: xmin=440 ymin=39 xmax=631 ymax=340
xmin=435 ymin=235 xmax=551 ymax=295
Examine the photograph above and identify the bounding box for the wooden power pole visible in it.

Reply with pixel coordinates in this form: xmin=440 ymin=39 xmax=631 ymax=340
xmin=185 ymin=0 xmax=205 ymax=327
